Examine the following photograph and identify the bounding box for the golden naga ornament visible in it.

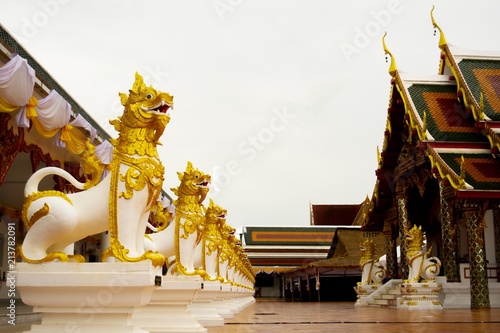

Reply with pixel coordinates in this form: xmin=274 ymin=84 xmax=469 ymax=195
xmin=19 ymin=72 xmax=173 ymax=267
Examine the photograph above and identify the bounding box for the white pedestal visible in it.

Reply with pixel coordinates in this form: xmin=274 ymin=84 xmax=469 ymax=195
xmin=133 ymin=276 xmax=206 ymax=333
xmin=207 ymin=283 xmax=233 ymax=320
xmin=236 ymin=288 xmax=256 ymax=308
xmin=354 ymin=284 xmax=381 ymax=306
xmin=397 ymin=282 xmax=443 ymax=310
xmin=218 ymin=284 xmax=244 ymax=314
xmin=187 ymin=281 xmax=224 ymax=326
xmin=354 ymin=284 xmax=381 ymax=296
xmin=16 ymin=262 xmax=161 ymax=332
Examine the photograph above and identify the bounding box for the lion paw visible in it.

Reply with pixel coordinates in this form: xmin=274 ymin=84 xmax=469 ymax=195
xmin=18 ymin=246 xmax=69 ymax=264
xmin=102 ymin=240 xmax=166 ymax=267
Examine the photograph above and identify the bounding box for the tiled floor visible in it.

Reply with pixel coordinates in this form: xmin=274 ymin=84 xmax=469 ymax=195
xmin=1 ymin=298 xmax=500 ymax=332
xmin=207 ymin=299 xmax=500 ymax=333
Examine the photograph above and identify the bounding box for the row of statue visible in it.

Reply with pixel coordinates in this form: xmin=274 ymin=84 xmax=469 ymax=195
xmin=17 ymin=72 xmax=255 ymax=289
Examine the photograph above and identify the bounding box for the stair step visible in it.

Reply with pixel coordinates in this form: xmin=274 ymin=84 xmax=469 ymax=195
xmin=381 ymin=294 xmax=397 ymax=300
xmin=372 ymin=299 xmax=389 ymax=305
xmin=388 ymin=289 xmax=401 ymax=295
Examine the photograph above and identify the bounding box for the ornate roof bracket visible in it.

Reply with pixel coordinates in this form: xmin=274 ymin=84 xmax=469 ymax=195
xmin=459 ymin=155 xmax=467 ymax=189
xmin=478 ymin=92 xmax=485 ymax=120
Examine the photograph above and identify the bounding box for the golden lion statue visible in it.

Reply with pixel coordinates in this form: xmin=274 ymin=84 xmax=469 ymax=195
xmin=358 ymin=239 xmax=386 ymax=285
xmin=144 ymin=161 xmax=210 ymax=277
xmin=219 ymin=224 xmax=237 ymax=283
xmin=192 ymin=199 xmax=228 ymax=281
xmin=405 ymin=225 xmax=442 ymax=283
xmin=19 ymin=73 xmax=172 ymax=266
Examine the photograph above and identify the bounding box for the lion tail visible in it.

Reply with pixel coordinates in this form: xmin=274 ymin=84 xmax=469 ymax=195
xmin=429 ymin=257 xmax=442 ymax=268
xmin=25 ymin=167 xmax=86 ymax=196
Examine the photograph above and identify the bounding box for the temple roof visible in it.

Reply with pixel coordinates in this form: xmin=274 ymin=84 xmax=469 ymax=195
xmin=367 ymin=13 xmax=500 ymax=231
xmin=286 ymin=228 xmax=386 ymax=275
xmin=457 ymin=59 xmax=500 ymax=121
xmin=310 ymin=203 xmax=361 ymax=226
xmin=405 ymin=79 xmax=480 ymax=142
xmin=242 ymin=226 xmax=339 ymax=274
xmin=243 ymin=226 xmax=336 ymax=246
xmin=317 ymin=229 xmax=386 ymax=269
xmin=435 ymin=19 xmax=500 ymax=152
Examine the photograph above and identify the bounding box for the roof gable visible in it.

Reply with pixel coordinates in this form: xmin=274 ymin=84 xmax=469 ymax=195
xmin=310 ymin=204 xmax=361 ymax=226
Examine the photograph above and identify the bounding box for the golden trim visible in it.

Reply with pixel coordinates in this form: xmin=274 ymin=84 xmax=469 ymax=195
xmin=459 ymin=155 xmax=467 ymax=189
xmin=18 ymin=246 xmax=69 ymax=263
xmin=22 ymin=191 xmax=72 ymax=229
xmin=427 ymin=149 xmax=463 ymax=190
xmin=102 ymin=238 xmax=165 ymax=267
xmin=29 ymin=203 xmax=49 ymax=228
xmin=68 ymin=254 xmax=86 ymax=263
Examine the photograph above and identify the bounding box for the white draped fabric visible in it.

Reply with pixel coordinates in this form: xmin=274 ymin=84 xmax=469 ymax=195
xmin=94 ymin=140 xmax=113 ymax=165
xmin=0 ymin=54 xmax=35 ymax=106
xmin=15 ymin=105 xmax=30 ymax=127
xmin=35 ymin=89 xmax=72 ymax=133
xmin=0 ymin=53 xmax=104 ymax=157
xmin=94 ymin=140 xmax=114 ymax=179
xmin=70 ymin=114 xmax=97 ymax=141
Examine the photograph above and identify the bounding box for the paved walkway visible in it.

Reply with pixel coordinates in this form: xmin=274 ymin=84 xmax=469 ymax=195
xmin=207 ymin=299 xmax=500 ymax=333
xmin=1 ymin=298 xmax=500 ymax=332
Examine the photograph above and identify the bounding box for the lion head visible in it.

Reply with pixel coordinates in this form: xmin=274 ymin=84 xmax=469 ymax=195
xmin=221 ymin=223 xmax=235 ymax=241
xmin=359 ymin=239 xmax=375 ymax=263
xmin=205 ymin=199 xmax=227 ymax=226
xmin=171 ymin=161 xmax=211 ymax=211
xmin=110 ymin=72 xmax=174 ymax=157
xmin=405 ymin=225 xmax=424 ymax=252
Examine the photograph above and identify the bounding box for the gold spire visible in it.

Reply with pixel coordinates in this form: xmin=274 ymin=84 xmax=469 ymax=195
xmin=431 ymin=5 xmax=448 ymax=49
xmin=382 ymin=32 xmax=397 ymax=77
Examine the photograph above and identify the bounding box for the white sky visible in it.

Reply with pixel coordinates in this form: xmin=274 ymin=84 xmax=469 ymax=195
xmin=1 ymin=0 xmax=499 ymax=229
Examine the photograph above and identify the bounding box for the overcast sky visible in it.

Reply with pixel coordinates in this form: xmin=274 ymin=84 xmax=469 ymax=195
xmin=1 ymin=0 xmax=499 ymax=229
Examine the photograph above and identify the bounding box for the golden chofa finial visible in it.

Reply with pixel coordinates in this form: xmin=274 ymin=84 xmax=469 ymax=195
xmin=431 ymin=5 xmax=447 ymax=49
xmin=382 ymin=32 xmax=397 ymax=77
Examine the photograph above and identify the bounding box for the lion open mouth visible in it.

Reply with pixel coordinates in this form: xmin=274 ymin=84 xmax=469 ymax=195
xmin=196 ymin=180 xmax=210 ymax=187
xmin=143 ymin=100 xmax=172 ymax=114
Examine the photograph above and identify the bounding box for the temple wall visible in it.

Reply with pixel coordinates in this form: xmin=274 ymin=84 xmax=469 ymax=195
xmin=485 ymin=209 xmax=496 ymax=265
